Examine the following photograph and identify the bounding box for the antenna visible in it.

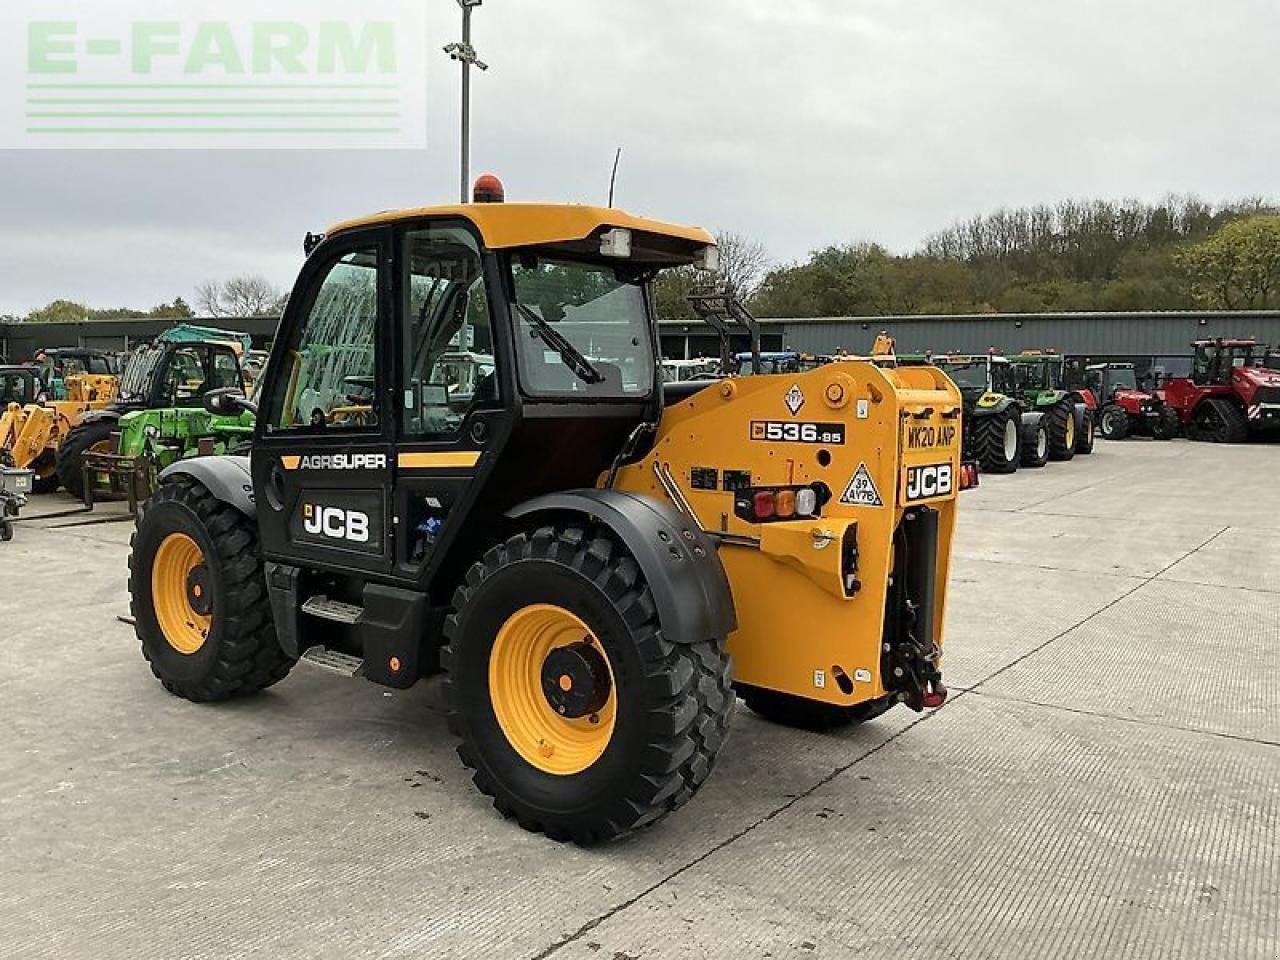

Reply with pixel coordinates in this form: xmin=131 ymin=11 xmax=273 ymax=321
xmin=607 ymin=147 xmax=622 ymax=207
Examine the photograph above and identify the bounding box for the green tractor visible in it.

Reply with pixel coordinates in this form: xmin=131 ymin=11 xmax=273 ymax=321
xmin=902 ymin=353 xmax=1050 ymax=475
xmin=1009 ymin=352 xmax=1095 ymax=460
xmin=54 ymin=324 xmax=253 ymax=505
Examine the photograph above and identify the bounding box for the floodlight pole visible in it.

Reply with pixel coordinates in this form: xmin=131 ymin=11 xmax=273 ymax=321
xmin=444 ymin=1 xmax=488 ymax=203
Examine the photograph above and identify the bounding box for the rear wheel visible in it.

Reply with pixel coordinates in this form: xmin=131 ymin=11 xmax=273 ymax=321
xmin=55 ymin=420 xmax=116 ymax=501
xmin=443 ymin=525 xmax=734 ymax=845
xmin=974 ymin=410 xmax=1020 ymax=474
xmin=129 ymin=475 xmax=295 ymax=701
xmin=1075 ymin=407 xmax=1096 ymax=455
xmin=1192 ymin=398 xmax=1248 ymax=443
xmin=738 ymin=686 xmax=895 ymax=731
xmin=1098 ymin=404 xmax=1131 ymax=441
xmin=1047 ymin=401 xmax=1077 ymax=460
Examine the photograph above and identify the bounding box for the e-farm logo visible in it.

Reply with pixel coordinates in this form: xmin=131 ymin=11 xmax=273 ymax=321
xmin=2 ymin=1 xmax=426 ymax=149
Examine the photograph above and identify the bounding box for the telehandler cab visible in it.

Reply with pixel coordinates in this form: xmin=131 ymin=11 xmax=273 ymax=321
xmin=129 ymin=184 xmax=963 ymax=843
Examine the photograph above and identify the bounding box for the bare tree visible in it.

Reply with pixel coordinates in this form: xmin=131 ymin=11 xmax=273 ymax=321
xmin=715 ymin=231 xmax=770 ymax=302
xmin=195 ymin=275 xmax=285 ymax=318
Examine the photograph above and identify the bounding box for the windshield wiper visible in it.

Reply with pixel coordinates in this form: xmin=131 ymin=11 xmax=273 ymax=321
xmin=515 ymin=303 xmax=604 ymax=385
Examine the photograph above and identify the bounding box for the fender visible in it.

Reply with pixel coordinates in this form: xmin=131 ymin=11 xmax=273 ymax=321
xmin=1020 ymin=410 xmax=1047 ymax=438
xmin=971 ymin=394 xmax=1016 ymax=417
xmin=506 ymin=489 xmax=737 ymax=645
xmin=75 ymin=408 xmax=123 ymax=428
xmin=159 ymin=455 xmax=255 ymax=517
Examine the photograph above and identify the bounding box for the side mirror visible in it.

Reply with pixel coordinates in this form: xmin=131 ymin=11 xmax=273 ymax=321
xmin=204 ymin=386 xmax=251 ymax=416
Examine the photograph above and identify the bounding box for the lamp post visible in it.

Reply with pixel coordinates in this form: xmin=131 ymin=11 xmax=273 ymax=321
xmin=443 ymin=0 xmax=488 ymax=203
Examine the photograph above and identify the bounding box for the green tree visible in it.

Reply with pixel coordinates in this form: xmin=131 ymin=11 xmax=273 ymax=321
xmin=25 ymin=299 xmax=91 ymax=323
xmin=1178 ymin=216 xmax=1280 ymax=309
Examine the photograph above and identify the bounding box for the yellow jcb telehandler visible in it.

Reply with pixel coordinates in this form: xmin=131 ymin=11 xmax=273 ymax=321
xmin=127 ymin=180 xmax=964 ymax=843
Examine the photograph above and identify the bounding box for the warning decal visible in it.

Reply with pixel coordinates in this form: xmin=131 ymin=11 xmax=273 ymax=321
xmin=840 ymin=462 xmax=883 ymax=507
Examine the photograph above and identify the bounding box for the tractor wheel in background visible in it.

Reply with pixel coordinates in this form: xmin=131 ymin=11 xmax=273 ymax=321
xmin=55 ymin=420 xmax=116 ymax=501
xmin=1047 ymin=401 xmax=1077 ymax=461
xmin=738 ymin=686 xmax=896 ymax=731
xmin=1098 ymin=404 xmax=1131 ymax=441
xmin=1020 ymin=414 xmax=1050 ymax=468
xmin=1152 ymin=407 xmax=1180 ymax=441
xmin=129 ymin=475 xmax=295 ymax=702
xmin=443 ymin=525 xmax=735 ymax=845
xmin=974 ymin=410 xmax=1021 ymax=474
xmin=1191 ymin=398 xmax=1249 ymax=443
xmin=1075 ymin=407 xmax=1096 ymax=455
xmin=30 ymin=454 xmax=59 ymax=494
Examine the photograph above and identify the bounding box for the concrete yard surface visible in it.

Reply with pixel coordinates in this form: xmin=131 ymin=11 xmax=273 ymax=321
xmin=1 ymin=439 xmax=1277 ymax=959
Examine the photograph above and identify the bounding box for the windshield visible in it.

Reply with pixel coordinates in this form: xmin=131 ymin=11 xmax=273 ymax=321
xmin=510 ymin=256 xmax=653 ymax=397
xmin=1 ymin=371 xmax=34 ymax=404
xmin=941 ymin=361 xmax=989 ymax=390
xmin=1013 ymin=363 xmax=1051 ymax=391
xmin=1109 ymin=368 xmax=1138 ymax=390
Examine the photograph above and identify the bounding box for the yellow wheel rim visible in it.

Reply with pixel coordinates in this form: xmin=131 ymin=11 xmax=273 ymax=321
xmin=152 ymin=532 xmax=212 ymax=655
xmin=489 ymin=604 xmax=616 ymax=776
xmin=1065 ymin=413 xmax=1076 ymax=447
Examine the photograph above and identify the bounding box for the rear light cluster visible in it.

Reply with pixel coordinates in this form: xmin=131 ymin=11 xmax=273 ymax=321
xmin=734 ymin=483 xmax=831 ymax=523
xmin=958 ymin=462 xmax=980 ymax=491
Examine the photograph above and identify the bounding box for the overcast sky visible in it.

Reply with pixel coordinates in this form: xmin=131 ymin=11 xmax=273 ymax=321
xmin=0 ymin=0 xmax=1276 ymax=316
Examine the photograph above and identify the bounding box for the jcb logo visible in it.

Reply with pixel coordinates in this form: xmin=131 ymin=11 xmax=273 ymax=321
xmin=906 ymin=464 xmax=953 ymax=502
xmin=303 ymin=504 xmax=370 ymax=543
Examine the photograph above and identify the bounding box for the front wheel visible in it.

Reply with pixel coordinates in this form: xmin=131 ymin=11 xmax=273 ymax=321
xmin=1047 ymin=401 xmax=1077 ymax=460
xmin=1074 ymin=407 xmax=1096 ymax=455
xmin=1152 ymin=407 xmax=1180 ymax=441
xmin=55 ymin=420 xmax=116 ymax=501
xmin=129 ymin=475 xmax=295 ymax=701
xmin=443 ymin=525 xmax=734 ymax=845
xmin=974 ymin=410 xmax=1021 ymax=474
xmin=1020 ymin=414 xmax=1050 ymax=468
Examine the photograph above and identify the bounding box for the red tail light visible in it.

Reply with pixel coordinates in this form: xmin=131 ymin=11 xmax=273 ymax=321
xmin=752 ymin=491 xmax=776 ymax=520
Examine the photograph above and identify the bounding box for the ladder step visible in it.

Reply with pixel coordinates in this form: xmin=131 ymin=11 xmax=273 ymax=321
xmin=301 ymin=595 xmax=364 ymax=624
xmin=300 ymin=647 xmax=365 ymax=677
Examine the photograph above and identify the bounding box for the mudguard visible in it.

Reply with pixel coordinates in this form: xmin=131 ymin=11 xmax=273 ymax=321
xmin=1020 ymin=410 xmax=1047 ymax=439
xmin=971 ymin=393 xmax=1017 ymax=417
xmin=506 ymin=489 xmax=737 ymax=645
xmin=159 ymin=455 xmax=255 ymax=517
xmin=75 ymin=408 xmax=123 ymax=428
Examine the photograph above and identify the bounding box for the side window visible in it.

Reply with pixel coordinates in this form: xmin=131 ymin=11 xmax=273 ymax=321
xmin=402 ymin=225 xmax=496 ymax=438
xmin=210 ymin=349 xmax=242 ymax=393
xmin=266 ymin=246 xmax=380 ymax=431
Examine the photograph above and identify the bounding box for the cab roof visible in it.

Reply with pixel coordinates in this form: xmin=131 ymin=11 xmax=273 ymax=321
xmin=327 ymin=202 xmax=716 ymax=252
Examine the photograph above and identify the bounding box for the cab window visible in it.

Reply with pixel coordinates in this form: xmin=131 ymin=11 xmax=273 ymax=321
xmin=510 ymin=255 xmax=653 ymax=397
xmin=210 ymin=349 xmax=243 ymax=393
xmin=402 ymin=224 xmax=497 ymax=438
xmin=265 ymin=246 xmax=380 ymax=431
xmin=165 ymin=347 xmax=208 ymax=404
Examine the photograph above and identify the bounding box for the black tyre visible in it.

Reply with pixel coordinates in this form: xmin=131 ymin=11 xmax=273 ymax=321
xmin=1047 ymin=401 xmax=1077 ymax=461
xmin=1098 ymin=404 xmax=1131 ymax=441
xmin=55 ymin=420 xmax=116 ymax=501
xmin=442 ymin=524 xmax=734 ymax=845
xmin=1075 ymin=406 xmax=1096 ymax=455
xmin=30 ymin=455 xmax=60 ymax=494
xmin=1152 ymin=406 xmax=1180 ymax=441
xmin=1020 ymin=414 xmax=1050 ymax=468
xmin=129 ymin=475 xmax=295 ymax=702
xmin=738 ymin=685 xmax=895 ymax=731
xmin=973 ymin=409 xmax=1021 ymax=474
xmin=1191 ymin=398 xmax=1248 ymax=443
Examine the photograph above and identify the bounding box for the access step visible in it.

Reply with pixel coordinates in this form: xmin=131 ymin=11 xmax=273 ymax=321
xmin=301 ymin=596 xmax=364 ymax=624
xmin=300 ymin=647 xmax=365 ymax=677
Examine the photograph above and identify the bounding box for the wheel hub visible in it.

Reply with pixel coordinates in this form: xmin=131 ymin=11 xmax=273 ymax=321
xmin=186 ymin=564 xmax=212 ymax=617
xmin=541 ymin=642 xmax=611 ymax=719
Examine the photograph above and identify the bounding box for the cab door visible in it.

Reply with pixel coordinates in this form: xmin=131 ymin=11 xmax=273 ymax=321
xmin=252 ymin=228 xmax=396 ymax=578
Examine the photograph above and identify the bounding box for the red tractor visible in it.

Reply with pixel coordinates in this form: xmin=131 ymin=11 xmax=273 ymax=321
xmin=1158 ymin=339 xmax=1280 ymax=443
xmin=1077 ymin=363 xmax=1178 ymax=441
